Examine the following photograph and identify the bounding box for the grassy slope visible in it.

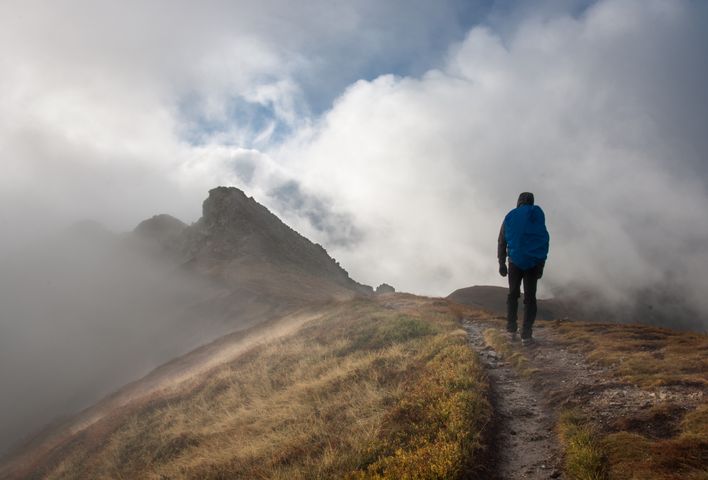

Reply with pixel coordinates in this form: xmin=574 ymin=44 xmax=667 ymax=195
xmin=28 ymin=296 xmax=491 ymax=479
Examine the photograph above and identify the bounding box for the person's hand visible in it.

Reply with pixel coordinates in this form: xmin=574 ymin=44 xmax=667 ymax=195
xmin=537 ymin=265 xmax=544 ymax=279
xmin=499 ymin=263 xmax=508 ymax=277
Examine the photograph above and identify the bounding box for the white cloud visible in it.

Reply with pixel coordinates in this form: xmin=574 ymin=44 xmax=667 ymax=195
xmin=0 ymin=0 xmax=481 ymax=232
xmin=270 ymin=0 xmax=708 ymax=325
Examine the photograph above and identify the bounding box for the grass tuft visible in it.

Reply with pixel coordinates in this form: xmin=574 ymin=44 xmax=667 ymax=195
xmin=557 ymin=410 xmax=609 ymax=480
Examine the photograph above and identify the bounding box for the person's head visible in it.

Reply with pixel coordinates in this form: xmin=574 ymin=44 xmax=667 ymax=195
xmin=517 ymin=192 xmax=535 ymax=207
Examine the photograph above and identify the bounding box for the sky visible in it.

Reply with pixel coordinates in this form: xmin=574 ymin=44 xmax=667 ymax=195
xmin=1 ymin=0 xmax=708 ymax=319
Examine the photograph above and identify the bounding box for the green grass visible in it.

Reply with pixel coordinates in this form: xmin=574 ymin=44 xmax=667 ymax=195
xmin=557 ymin=411 xmax=609 ymax=480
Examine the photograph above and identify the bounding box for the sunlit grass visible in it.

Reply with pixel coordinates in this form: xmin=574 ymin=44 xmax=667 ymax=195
xmin=38 ymin=298 xmax=491 ymax=479
xmin=557 ymin=410 xmax=609 ymax=480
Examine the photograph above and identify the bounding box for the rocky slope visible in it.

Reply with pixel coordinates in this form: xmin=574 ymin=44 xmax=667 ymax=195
xmin=136 ymin=186 xmax=371 ymax=305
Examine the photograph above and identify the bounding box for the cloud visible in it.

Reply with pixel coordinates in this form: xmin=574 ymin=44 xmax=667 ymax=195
xmin=271 ymin=0 xmax=708 ymax=328
xmin=0 ymin=0 xmax=488 ymax=236
xmin=269 ymin=180 xmax=364 ymax=248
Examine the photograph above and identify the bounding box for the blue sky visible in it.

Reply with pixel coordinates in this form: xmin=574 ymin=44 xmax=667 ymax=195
xmin=177 ymin=0 xmax=601 ymax=149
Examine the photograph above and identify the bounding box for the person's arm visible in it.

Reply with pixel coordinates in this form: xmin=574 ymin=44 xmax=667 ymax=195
xmin=536 ymin=260 xmax=545 ymax=279
xmin=498 ymin=221 xmax=508 ymax=276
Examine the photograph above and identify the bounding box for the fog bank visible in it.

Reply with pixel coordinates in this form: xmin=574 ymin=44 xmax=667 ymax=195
xmin=0 ymin=226 xmax=224 ymax=456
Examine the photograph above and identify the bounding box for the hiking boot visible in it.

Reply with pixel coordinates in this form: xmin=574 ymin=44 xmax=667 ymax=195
xmin=507 ymin=331 xmax=518 ymax=342
xmin=521 ymin=337 xmax=535 ymax=347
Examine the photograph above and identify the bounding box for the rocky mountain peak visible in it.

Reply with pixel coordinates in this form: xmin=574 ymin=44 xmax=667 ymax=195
xmin=201 ymin=186 xmax=256 ymax=233
xmin=190 ymin=186 xmax=311 ymax=260
xmin=170 ymin=186 xmax=372 ymax=297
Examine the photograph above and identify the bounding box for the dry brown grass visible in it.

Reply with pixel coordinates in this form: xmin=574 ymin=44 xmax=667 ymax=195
xmin=601 ymin=402 xmax=708 ymax=480
xmin=29 ymin=298 xmax=491 ymax=479
xmin=550 ymin=321 xmax=708 ymax=480
xmin=552 ymin=321 xmax=708 ymax=388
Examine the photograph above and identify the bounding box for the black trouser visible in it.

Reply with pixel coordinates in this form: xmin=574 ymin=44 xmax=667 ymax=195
xmin=506 ymin=262 xmax=541 ymax=339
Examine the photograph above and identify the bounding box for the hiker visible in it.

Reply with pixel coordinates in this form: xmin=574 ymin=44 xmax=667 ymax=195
xmin=497 ymin=192 xmax=549 ymax=345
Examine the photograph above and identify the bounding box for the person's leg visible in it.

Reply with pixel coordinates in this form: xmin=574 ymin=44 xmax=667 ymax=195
xmin=507 ymin=263 xmax=522 ymax=333
xmin=521 ymin=264 xmax=539 ymax=339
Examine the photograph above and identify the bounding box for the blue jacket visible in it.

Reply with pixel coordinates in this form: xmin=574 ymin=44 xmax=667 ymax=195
xmin=498 ymin=204 xmax=549 ymax=270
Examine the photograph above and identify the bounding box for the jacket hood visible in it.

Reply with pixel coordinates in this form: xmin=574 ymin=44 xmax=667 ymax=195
xmin=517 ymin=192 xmax=535 ymax=207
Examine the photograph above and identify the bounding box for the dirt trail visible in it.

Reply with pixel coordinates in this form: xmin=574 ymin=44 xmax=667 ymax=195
xmin=464 ymin=319 xmax=565 ymax=480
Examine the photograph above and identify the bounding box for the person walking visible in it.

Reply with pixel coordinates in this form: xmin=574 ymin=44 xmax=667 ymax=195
xmin=498 ymin=192 xmax=549 ymax=345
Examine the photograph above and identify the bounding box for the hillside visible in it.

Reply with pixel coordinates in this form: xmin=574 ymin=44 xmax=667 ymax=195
xmin=0 ymin=296 xmax=491 ymax=479
xmin=0 ymin=186 xmax=372 ymax=461
xmin=3 ymin=294 xmax=705 ymax=479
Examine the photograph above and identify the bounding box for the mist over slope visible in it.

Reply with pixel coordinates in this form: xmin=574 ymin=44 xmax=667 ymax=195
xmin=1 ymin=297 xmax=490 ymax=480
xmin=0 ymin=186 xmax=370 ymax=457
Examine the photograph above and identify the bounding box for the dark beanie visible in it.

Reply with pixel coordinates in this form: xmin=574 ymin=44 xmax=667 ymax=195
xmin=517 ymin=192 xmax=535 ymax=207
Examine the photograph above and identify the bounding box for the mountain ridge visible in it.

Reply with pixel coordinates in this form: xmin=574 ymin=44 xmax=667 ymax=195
xmin=135 ymin=186 xmax=372 ymax=302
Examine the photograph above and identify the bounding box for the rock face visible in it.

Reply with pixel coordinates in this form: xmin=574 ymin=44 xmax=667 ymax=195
xmin=375 ymin=283 xmax=396 ymax=294
xmin=136 ymin=187 xmax=372 ymax=304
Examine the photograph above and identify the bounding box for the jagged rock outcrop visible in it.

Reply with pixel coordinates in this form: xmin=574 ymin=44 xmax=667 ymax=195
xmin=183 ymin=187 xmax=370 ymax=294
xmin=134 ymin=187 xmax=372 ymax=304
